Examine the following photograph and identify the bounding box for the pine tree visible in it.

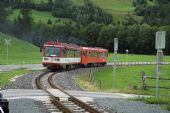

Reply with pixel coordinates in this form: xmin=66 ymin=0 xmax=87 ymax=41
xmin=0 ymin=1 xmax=8 ymax=23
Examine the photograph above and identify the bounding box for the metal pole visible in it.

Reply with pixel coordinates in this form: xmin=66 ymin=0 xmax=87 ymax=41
xmin=113 ymin=49 xmax=117 ymax=89
xmin=6 ymin=44 xmax=8 ymax=64
xmin=156 ymin=49 xmax=162 ymax=97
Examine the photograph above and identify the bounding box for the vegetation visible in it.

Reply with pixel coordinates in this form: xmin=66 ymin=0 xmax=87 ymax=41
xmin=0 ymin=68 xmax=31 ymax=87
xmin=132 ymin=97 xmax=170 ymax=111
xmin=78 ymin=65 xmax=170 ymax=97
xmin=8 ymin=9 xmax=73 ymax=24
xmin=0 ymin=32 xmax=41 ymax=64
xmin=72 ymin=0 xmax=138 ymax=21
xmin=108 ymin=53 xmax=170 ymax=62
xmin=134 ymin=0 xmax=170 ymax=25
xmin=1 ymin=0 xmax=170 ymax=55
xmin=0 ymin=1 xmax=8 ymax=23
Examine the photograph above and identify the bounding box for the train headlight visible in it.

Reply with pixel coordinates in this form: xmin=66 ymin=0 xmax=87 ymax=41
xmin=44 ymin=58 xmax=49 ymax=60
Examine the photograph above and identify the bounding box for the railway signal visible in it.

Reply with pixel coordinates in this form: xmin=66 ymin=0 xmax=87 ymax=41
xmin=155 ymin=31 xmax=166 ymax=97
xmin=4 ymin=39 xmax=11 ymax=64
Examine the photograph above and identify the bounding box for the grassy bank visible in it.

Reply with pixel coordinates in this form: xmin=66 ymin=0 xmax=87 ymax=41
xmin=0 ymin=68 xmax=31 ymax=87
xmin=132 ymin=97 xmax=170 ymax=111
xmin=108 ymin=53 xmax=170 ymax=62
xmin=77 ymin=65 xmax=170 ymax=97
xmin=0 ymin=32 xmax=41 ymax=64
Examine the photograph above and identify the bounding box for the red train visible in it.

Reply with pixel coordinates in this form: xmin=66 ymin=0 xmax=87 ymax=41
xmin=42 ymin=41 xmax=108 ymax=69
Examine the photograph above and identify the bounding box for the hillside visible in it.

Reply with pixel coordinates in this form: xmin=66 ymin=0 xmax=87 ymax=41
xmin=8 ymin=9 xmax=73 ymax=24
xmin=0 ymin=32 xmax=41 ymax=64
xmin=31 ymin=0 xmax=141 ymax=22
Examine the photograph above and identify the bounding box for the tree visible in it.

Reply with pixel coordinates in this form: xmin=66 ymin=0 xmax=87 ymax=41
xmin=0 ymin=1 xmax=8 ymax=23
xmin=52 ymin=0 xmax=74 ymax=18
xmin=17 ymin=7 xmax=33 ymax=30
xmin=84 ymin=22 xmax=103 ymax=46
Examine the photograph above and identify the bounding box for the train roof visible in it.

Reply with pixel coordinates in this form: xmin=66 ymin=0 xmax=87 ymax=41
xmin=44 ymin=41 xmax=108 ymax=52
xmin=81 ymin=47 xmax=108 ymax=52
xmin=44 ymin=41 xmax=81 ymax=49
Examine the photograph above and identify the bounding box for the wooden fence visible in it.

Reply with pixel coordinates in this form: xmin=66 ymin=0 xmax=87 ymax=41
xmin=141 ymin=71 xmax=170 ymax=90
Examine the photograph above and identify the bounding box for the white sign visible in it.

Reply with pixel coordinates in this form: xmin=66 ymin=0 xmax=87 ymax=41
xmin=114 ymin=38 xmax=118 ymax=51
xmin=155 ymin=31 xmax=166 ymax=49
xmin=4 ymin=39 xmax=11 ymax=46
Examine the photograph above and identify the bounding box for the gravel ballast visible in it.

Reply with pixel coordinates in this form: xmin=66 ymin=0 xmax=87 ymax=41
xmin=2 ymin=71 xmax=44 ymax=89
xmin=9 ymin=99 xmax=49 ymax=113
xmin=94 ymin=98 xmax=170 ymax=113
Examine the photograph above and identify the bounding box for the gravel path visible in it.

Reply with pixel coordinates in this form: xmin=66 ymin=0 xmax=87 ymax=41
xmin=0 ymin=64 xmax=45 ymax=72
xmin=9 ymin=99 xmax=49 ymax=113
xmin=2 ymin=71 xmax=44 ymax=89
xmin=94 ymin=98 xmax=170 ymax=113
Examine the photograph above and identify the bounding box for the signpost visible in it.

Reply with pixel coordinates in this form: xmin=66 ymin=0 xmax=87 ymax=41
xmin=155 ymin=31 xmax=166 ymax=97
xmin=113 ymin=38 xmax=118 ymax=90
xmin=4 ymin=39 xmax=11 ymax=64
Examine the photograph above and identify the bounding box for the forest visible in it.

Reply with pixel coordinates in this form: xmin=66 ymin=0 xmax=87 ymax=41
xmin=0 ymin=0 xmax=170 ymax=54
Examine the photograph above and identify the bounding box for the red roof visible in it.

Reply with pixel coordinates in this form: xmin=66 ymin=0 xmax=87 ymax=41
xmin=81 ymin=47 xmax=108 ymax=52
xmin=44 ymin=41 xmax=108 ymax=52
xmin=44 ymin=41 xmax=81 ymax=50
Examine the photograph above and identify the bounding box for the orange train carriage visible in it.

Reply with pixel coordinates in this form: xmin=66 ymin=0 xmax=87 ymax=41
xmin=42 ymin=41 xmax=108 ymax=69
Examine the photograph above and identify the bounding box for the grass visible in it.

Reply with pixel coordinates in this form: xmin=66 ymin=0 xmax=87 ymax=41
xmin=0 ymin=68 xmax=31 ymax=87
xmin=0 ymin=32 xmax=41 ymax=64
xmin=132 ymin=97 xmax=170 ymax=111
xmin=78 ymin=65 xmax=170 ymax=97
xmin=108 ymin=53 xmax=170 ymax=62
xmin=8 ymin=9 xmax=73 ymax=24
xmin=72 ymin=0 xmax=142 ymax=22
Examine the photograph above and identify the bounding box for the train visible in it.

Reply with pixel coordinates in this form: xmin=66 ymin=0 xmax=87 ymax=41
xmin=42 ymin=41 xmax=108 ymax=69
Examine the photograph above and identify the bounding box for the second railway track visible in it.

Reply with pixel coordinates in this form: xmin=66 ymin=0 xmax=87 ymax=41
xmin=35 ymin=71 xmax=108 ymax=113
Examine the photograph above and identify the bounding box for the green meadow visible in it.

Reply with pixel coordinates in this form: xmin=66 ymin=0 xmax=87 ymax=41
xmin=8 ymin=9 xmax=73 ymax=24
xmin=0 ymin=32 xmax=41 ymax=64
xmin=78 ymin=65 xmax=170 ymax=97
xmin=0 ymin=68 xmax=31 ymax=87
xmin=72 ymin=0 xmax=142 ymax=21
xmin=108 ymin=53 xmax=170 ymax=62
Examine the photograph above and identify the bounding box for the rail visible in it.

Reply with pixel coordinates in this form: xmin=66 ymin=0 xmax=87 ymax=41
xmin=48 ymin=73 xmax=101 ymax=113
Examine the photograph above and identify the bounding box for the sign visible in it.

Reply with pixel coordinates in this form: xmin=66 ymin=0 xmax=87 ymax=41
xmin=4 ymin=39 xmax=11 ymax=46
xmin=114 ymin=38 xmax=118 ymax=51
xmin=155 ymin=31 xmax=166 ymax=49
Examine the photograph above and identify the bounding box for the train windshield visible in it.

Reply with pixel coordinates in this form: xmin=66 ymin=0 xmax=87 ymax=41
xmin=44 ymin=47 xmax=60 ymax=57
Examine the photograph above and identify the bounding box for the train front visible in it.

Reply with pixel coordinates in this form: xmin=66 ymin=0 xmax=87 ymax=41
xmin=42 ymin=41 xmax=64 ymax=69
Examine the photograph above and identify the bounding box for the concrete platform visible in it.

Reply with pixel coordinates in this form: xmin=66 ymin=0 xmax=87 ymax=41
xmin=47 ymin=89 xmax=70 ymax=101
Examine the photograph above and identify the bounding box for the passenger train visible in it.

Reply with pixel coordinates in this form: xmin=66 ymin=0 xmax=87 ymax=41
xmin=42 ymin=41 xmax=108 ymax=69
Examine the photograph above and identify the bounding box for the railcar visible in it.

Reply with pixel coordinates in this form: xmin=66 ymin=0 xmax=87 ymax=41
xmin=81 ymin=47 xmax=108 ymax=66
xmin=42 ymin=41 xmax=81 ymax=69
xmin=42 ymin=41 xmax=108 ymax=69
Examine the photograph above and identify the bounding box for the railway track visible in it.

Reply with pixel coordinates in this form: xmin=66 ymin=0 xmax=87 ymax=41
xmin=35 ymin=71 xmax=107 ymax=113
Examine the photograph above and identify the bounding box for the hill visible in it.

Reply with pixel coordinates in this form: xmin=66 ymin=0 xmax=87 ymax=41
xmin=31 ymin=0 xmax=142 ymax=22
xmin=0 ymin=32 xmax=41 ymax=64
xmin=72 ymin=0 xmax=142 ymax=21
xmin=8 ymin=9 xmax=73 ymax=24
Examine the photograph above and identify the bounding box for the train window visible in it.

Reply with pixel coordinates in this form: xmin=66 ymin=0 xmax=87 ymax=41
xmin=44 ymin=47 xmax=60 ymax=57
xmin=44 ymin=47 xmax=50 ymax=56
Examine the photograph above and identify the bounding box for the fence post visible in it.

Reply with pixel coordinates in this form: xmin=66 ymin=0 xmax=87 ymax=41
xmin=141 ymin=71 xmax=147 ymax=90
